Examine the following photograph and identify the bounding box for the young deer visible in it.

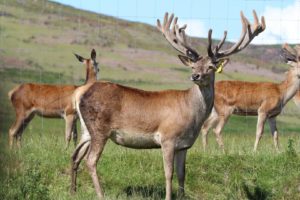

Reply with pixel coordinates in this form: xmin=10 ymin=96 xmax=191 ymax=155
xmin=8 ymin=49 xmax=99 ymax=149
xmin=201 ymin=44 xmax=300 ymax=152
xmin=70 ymin=11 xmax=264 ymax=199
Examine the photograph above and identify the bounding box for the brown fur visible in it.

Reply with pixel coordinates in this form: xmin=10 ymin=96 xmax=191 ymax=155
xmin=202 ymin=68 xmax=300 ymax=151
xmin=70 ymin=11 xmax=264 ymax=200
xmin=10 ymin=84 xmax=78 ymax=117
xmin=8 ymin=49 xmax=98 ymax=148
xmin=72 ymin=79 xmax=215 ymax=199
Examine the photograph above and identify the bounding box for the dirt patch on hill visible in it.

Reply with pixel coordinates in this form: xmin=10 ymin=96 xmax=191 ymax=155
xmin=102 ymin=48 xmax=285 ymax=82
xmin=224 ymin=61 xmax=284 ymax=81
xmin=101 ymin=48 xmax=183 ymax=81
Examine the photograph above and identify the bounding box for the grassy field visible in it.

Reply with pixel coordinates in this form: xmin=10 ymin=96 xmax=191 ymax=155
xmin=1 ymin=0 xmax=300 ymax=199
xmin=1 ymin=108 xmax=300 ymax=200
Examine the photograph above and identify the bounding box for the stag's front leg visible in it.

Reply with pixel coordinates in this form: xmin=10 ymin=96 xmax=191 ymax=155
xmin=175 ymin=149 xmax=187 ymax=198
xmin=268 ymin=117 xmax=279 ymax=152
xmin=162 ymin=139 xmax=175 ymax=200
xmin=253 ymin=113 xmax=267 ymax=152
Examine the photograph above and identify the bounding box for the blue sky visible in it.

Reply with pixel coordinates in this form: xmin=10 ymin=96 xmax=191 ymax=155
xmin=51 ymin=0 xmax=300 ymax=44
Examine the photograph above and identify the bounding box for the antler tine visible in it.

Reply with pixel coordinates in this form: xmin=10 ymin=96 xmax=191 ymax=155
xmin=239 ymin=10 xmax=266 ymax=48
xmin=207 ymin=29 xmax=214 ymax=57
xmin=213 ymin=11 xmax=247 ymax=58
xmin=157 ymin=12 xmax=200 ymax=61
xmin=163 ymin=12 xmax=169 ymax=30
xmin=210 ymin=10 xmax=265 ymax=60
xmin=252 ymin=10 xmax=259 ymax=30
xmin=166 ymin=13 xmax=174 ymax=31
xmin=172 ymin=17 xmax=178 ymax=34
xmin=179 ymin=25 xmax=188 ymax=44
xmin=214 ymin=31 xmax=227 ymax=54
xmin=175 ymin=24 xmax=186 ymax=44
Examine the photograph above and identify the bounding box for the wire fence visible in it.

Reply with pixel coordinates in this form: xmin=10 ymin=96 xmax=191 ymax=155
xmin=1 ymin=0 xmax=300 ymax=140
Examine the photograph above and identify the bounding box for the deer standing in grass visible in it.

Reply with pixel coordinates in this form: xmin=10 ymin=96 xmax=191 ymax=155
xmin=8 ymin=49 xmax=99 ymax=149
xmin=201 ymin=44 xmax=300 ymax=152
xmin=70 ymin=11 xmax=264 ymax=200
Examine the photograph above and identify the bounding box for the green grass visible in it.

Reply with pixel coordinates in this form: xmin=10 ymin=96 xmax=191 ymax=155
xmin=1 ymin=115 xmax=300 ymax=200
xmin=1 ymin=0 xmax=300 ymax=199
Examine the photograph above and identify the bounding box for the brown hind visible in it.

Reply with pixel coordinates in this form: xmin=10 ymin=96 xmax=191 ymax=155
xmin=8 ymin=49 xmax=99 ymax=149
xmin=201 ymin=44 xmax=300 ymax=152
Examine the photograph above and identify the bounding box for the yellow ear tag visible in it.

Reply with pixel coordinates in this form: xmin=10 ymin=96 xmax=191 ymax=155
xmin=216 ymin=61 xmax=224 ymax=73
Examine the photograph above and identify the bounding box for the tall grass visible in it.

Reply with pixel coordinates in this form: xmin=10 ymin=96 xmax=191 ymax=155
xmin=1 ymin=115 xmax=300 ymax=200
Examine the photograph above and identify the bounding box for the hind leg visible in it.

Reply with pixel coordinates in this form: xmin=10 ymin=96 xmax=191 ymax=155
xmin=9 ymin=111 xmax=34 ymax=149
xmin=85 ymin=136 xmax=108 ymax=199
xmin=64 ymin=114 xmax=76 ymax=149
xmin=201 ymin=111 xmax=219 ymax=151
xmin=71 ymin=117 xmax=91 ymax=193
xmin=213 ymin=113 xmax=230 ymax=153
xmin=9 ymin=117 xmax=22 ymax=148
xmin=71 ymin=140 xmax=91 ymax=193
xmin=268 ymin=117 xmax=279 ymax=152
xmin=72 ymin=119 xmax=78 ymax=146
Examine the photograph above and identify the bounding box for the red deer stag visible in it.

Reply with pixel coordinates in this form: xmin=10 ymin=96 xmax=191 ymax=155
xmin=70 ymin=11 xmax=264 ymax=200
xmin=202 ymin=43 xmax=300 ymax=152
xmin=8 ymin=49 xmax=99 ymax=149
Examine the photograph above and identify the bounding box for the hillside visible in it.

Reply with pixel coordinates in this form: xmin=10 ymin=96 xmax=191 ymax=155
xmin=0 ymin=0 xmax=289 ymax=90
xmin=1 ymin=0 xmax=296 ymax=138
xmin=2 ymin=1 xmax=300 ymax=200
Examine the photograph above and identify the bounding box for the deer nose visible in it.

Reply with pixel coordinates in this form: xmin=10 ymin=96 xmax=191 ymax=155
xmin=191 ymin=74 xmax=200 ymax=81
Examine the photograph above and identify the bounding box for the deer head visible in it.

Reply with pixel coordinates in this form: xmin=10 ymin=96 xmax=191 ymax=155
xmin=74 ymin=49 xmax=99 ymax=83
xmin=157 ymin=11 xmax=265 ymax=86
xmin=281 ymin=43 xmax=300 ymax=78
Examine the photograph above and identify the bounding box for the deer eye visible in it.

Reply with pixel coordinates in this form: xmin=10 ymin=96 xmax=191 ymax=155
xmin=208 ymin=65 xmax=215 ymax=70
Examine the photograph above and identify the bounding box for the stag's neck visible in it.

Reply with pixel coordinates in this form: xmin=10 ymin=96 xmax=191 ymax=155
xmin=85 ymin=66 xmax=97 ymax=84
xmin=279 ymin=70 xmax=300 ymax=105
xmin=191 ymin=73 xmax=215 ymax=118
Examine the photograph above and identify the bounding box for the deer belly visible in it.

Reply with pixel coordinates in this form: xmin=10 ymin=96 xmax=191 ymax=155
xmin=35 ymin=108 xmax=63 ymax=118
xmin=233 ymin=108 xmax=258 ymax=116
xmin=175 ymin=132 xmax=199 ymax=150
xmin=110 ymin=130 xmax=161 ymax=149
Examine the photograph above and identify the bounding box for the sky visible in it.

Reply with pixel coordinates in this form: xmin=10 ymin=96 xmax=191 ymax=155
xmin=51 ymin=0 xmax=300 ymax=45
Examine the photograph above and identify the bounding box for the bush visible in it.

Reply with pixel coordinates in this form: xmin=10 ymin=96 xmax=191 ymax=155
xmin=0 ymin=163 xmax=50 ymax=200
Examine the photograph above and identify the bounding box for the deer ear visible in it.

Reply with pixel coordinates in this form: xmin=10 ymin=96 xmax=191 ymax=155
xmin=74 ymin=53 xmax=84 ymax=63
xmin=178 ymin=55 xmax=194 ymax=67
xmin=91 ymin=49 xmax=96 ymax=61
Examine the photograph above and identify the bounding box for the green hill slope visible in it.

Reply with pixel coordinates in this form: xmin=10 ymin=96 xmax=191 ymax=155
xmin=2 ymin=1 xmax=300 ymax=200
xmin=0 ymin=0 xmax=289 ymax=89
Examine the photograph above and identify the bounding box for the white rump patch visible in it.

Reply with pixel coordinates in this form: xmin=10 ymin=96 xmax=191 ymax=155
xmin=75 ymin=92 xmax=91 ymax=143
